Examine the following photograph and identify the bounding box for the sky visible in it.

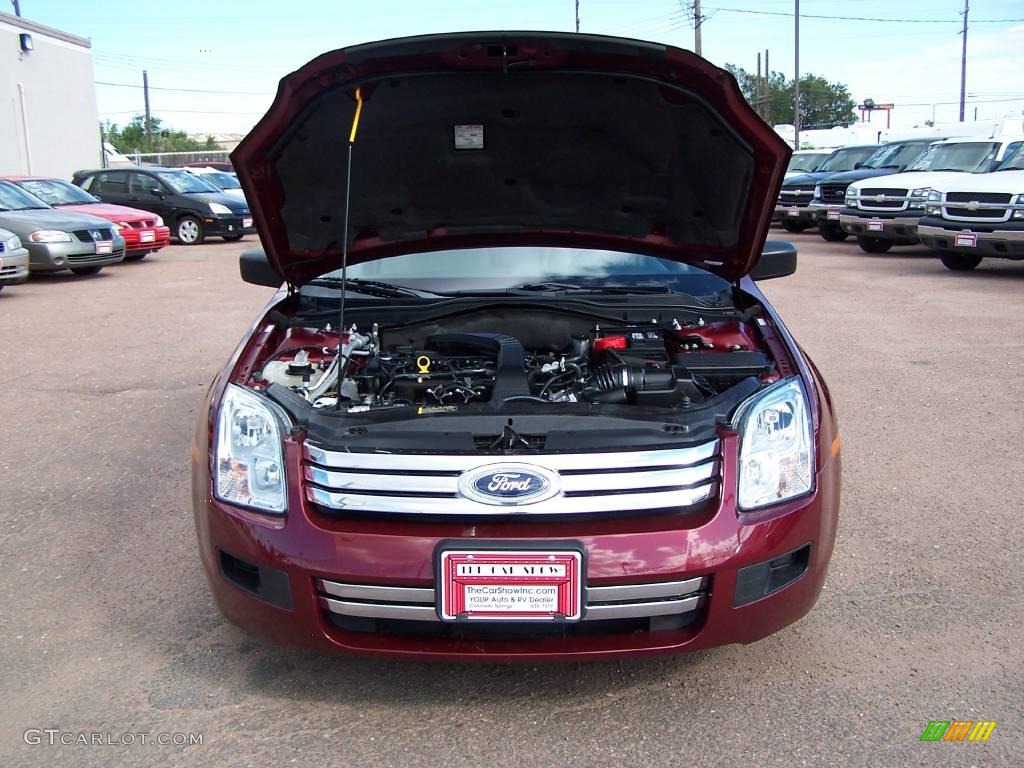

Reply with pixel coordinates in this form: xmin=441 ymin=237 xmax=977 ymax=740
xmin=13 ymin=0 xmax=1024 ymax=137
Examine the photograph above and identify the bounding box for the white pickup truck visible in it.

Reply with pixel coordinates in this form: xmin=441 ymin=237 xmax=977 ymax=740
xmin=839 ymin=135 xmax=1024 ymax=253
xmin=916 ymin=142 xmax=1024 ymax=270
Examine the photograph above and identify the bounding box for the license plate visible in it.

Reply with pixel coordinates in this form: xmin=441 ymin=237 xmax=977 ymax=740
xmin=827 ymin=209 xmax=840 ymax=221
xmin=954 ymin=231 xmax=977 ymax=248
xmin=867 ymin=219 xmax=884 ymax=232
xmin=139 ymin=230 xmax=155 ymax=243
xmin=242 ymin=217 xmax=253 ymax=228
xmin=787 ymin=207 xmax=801 ymax=217
xmin=438 ymin=547 xmax=583 ymax=622
xmin=95 ymin=241 xmax=112 ymax=254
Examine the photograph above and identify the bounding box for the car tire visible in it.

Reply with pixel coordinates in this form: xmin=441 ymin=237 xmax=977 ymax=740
xmin=940 ymin=253 xmax=982 ymax=271
xmin=71 ymin=266 xmax=103 ymax=276
xmin=222 ymin=234 xmax=245 ymax=242
xmin=818 ymin=224 xmax=849 ymax=242
xmin=856 ymin=235 xmax=893 ymax=254
xmin=124 ymin=252 xmax=148 ymax=262
xmin=782 ymin=220 xmax=809 ymax=233
xmin=176 ymin=215 xmax=204 ymax=245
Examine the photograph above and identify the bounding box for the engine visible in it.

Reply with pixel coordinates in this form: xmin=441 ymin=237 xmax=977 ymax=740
xmin=254 ymin=316 xmax=778 ymax=412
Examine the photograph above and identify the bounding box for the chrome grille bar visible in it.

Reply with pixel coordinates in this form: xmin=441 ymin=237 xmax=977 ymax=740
xmin=316 ymin=577 xmax=706 ymax=623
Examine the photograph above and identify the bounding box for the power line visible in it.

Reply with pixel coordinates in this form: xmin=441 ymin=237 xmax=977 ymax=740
xmin=95 ymin=80 xmax=272 ymax=96
xmin=705 ymin=6 xmax=1022 ymax=23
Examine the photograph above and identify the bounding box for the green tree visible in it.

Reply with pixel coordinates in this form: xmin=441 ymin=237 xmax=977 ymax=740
xmin=100 ymin=114 xmax=211 ymax=154
xmin=725 ymin=65 xmax=857 ymax=129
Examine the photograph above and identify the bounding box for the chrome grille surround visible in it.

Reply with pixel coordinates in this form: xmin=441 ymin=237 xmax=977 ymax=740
xmin=854 ymin=188 xmax=909 ymax=211
xmin=304 ymin=440 xmax=720 ymax=517
xmin=316 ymin=576 xmax=707 ymax=623
xmin=941 ymin=191 xmax=1015 ymax=223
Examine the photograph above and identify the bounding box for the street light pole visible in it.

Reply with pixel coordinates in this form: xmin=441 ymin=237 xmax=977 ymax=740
xmin=959 ymin=0 xmax=969 ymax=122
xmin=794 ymin=0 xmax=800 ymax=148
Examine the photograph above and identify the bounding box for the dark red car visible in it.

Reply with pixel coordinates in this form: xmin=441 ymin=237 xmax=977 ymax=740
xmin=5 ymin=177 xmax=171 ymax=261
xmin=192 ymin=32 xmax=840 ymax=661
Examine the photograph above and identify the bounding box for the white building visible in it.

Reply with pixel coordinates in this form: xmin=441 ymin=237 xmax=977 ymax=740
xmin=0 ymin=11 xmax=101 ymax=177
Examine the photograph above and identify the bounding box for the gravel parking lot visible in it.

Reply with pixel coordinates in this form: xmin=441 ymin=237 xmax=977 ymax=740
xmin=1 ymin=234 xmax=1022 ymax=767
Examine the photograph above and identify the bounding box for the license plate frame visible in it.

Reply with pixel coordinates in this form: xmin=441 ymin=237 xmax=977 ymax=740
xmin=242 ymin=217 xmax=253 ymax=228
xmin=954 ymin=231 xmax=978 ymax=248
xmin=787 ymin=207 xmax=801 ymax=217
xmin=867 ymin=218 xmax=884 ymax=232
xmin=139 ymin=230 xmax=155 ymax=243
xmin=95 ymin=241 xmax=112 ymax=254
xmin=435 ymin=540 xmax=585 ymax=623
xmin=827 ymin=209 xmax=840 ymax=221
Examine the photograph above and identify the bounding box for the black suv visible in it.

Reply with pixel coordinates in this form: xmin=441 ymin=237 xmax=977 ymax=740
xmin=71 ymin=166 xmax=255 ymax=245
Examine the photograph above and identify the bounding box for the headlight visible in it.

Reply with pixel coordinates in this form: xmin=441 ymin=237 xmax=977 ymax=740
xmin=845 ymin=188 xmax=858 ymax=208
xmin=908 ymin=187 xmax=932 ymax=209
xmin=214 ymin=384 xmax=288 ymax=513
xmin=208 ymin=202 xmax=232 ymax=215
xmin=29 ymin=230 xmax=72 ymax=243
xmin=4 ymin=234 xmax=21 ymax=250
xmin=927 ymin=190 xmax=941 ymax=202
xmin=813 ymin=184 xmax=822 ymax=199
xmin=156 ymin=216 xmax=164 ymax=226
xmin=736 ymin=378 xmax=814 ymax=511
xmin=1013 ymin=194 xmax=1024 ymax=220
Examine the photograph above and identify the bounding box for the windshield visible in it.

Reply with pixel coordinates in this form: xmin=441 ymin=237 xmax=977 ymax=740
xmin=15 ymin=178 xmax=98 ymax=206
xmin=863 ymin=142 xmax=929 ymax=169
xmin=157 ymin=172 xmax=219 ymax=194
xmin=0 ymin=181 xmax=51 ymax=211
xmin=816 ymin=147 xmax=878 ymax=173
xmin=787 ymin=152 xmax=829 ymax=173
xmin=994 ymin=142 xmax=1024 ymax=171
xmin=197 ymin=171 xmax=241 ymax=190
xmin=908 ymin=142 xmax=999 ymax=173
xmin=310 ymin=247 xmax=731 ymax=299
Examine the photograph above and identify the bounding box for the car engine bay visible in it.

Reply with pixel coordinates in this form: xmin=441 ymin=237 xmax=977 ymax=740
xmin=248 ymin=306 xmax=786 ymax=416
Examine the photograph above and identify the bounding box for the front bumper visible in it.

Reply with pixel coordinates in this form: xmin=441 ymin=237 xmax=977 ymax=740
xmin=192 ymin=430 xmax=840 ymax=661
xmin=25 ymin=238 xmax=126 ymax=272
xmin=0 ymin=245 xmax=30 ymax=284
xmin=120 ymin=225 xmax=171 ymax=253
xmin=807 ymin=201 xmax=843 ymax=224
xmin=773 ymin=203 xmax=816 ymax=225
xmin=202 ymin=214 xmax=255 ymax=237
xmin=918 ymin=219 xmax=1024 ymax=259
xmin=839 ymin=210 xmax=922 ymax=241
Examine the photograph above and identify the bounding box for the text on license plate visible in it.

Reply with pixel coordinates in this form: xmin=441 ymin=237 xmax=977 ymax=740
xmin=139 ymin=230 xmax=155 ymax=243
xmin=242 ymin=217 xmax=253 ymax=228
xmin=954 ymin=232 xmax=977 ymax=248
xmin=95 ymin=241 xmax=112 ymax=254
xmin=787 ymin=207 xmax=801 ymax=217
xmin=867 ymin=219 xmax=884 ymax=231
xmin=438 ymin=549 xmax=583 ymax=621
xmin=827 ymin=209 xmax=840 ymax=220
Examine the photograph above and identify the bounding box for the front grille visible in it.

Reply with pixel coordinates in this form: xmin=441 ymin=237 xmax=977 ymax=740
xmin=0 ymin=264 xmax=26 ymax=277
xmin=73 ymin=228 xmax=113 ymax=243
xmin=0 ymin=241 xmax=5 ymax=253
xmin=819 ymin=183 xmax=849 ymax=204
xmin=304 ymin=441 xmax=720 ymax=518
xmin=779 ymin=185 xmax=815 ymax=206
xmin=942 ymin=191 xmax=1013 ymax=223
xmin=317 ymin=576 xmax=707 ymax=634
xmin=859 ymin=188 xmax=907 ymax=211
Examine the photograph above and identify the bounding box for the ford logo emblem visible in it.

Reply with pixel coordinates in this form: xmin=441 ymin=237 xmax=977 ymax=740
xmin=458 ymin=463 xmax=560 ymax=506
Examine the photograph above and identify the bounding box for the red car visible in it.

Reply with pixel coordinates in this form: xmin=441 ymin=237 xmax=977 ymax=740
xmin=193 ymin=32 xmax=841 ymax=662
xmin=5 ymin=177 xmax=170 ymax=261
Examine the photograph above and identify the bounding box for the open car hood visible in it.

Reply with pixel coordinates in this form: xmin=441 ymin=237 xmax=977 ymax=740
xmin=233 ymin=32 xmax=790 ymax=285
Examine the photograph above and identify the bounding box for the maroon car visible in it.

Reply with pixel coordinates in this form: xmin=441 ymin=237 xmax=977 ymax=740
xmin=192 ymin=32 xmax=841 ymax=661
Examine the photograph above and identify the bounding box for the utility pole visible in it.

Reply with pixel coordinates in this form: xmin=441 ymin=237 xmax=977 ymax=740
xmin=575 ymin=0 xmax=580 ymax=33
xmin=756 ymin=52 xmax=762 ymax=119
xmin=765 ymin=48 xmax=770 ymax=121
xmin=12 ymin=0 xmax=21 ymax=17
xmin=143 ymin=70 xmax=152 ymax=147
xmin=694 ymin=0 xmax=702 ymax=56
xmin=959 ymin=0 xmax=969 ymax=122
xmin=793 ymin=0 xmax=800 ymax=148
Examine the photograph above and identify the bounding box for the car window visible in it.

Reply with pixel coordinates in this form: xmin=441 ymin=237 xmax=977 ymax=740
xmin=130 ymin=173 xmax=164 ymax=195
xmin=17 ymin=179 xmax=99 ymax=205
xmin=157 ymin=172 xmax=218 ymax=194
xmin=909 ymin=142 xmax=999 ymax=172
xmin=863 ymin=142 xmax=929 ymax=169
xmin=91 ymin=172 xmax=129 ymax=195
xmin=816 ymin=147 xmax=877 ymax=173
xmin=0 ymin=180 xmax=51 ymax=211
xmin=995 ymin=142 xmax=1024 ymax=171
xmin=787 ymin=153 xmax=829 ymax=173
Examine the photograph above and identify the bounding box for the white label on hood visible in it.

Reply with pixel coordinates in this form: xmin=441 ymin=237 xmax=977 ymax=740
xmin=453 ymin=124 xmax=484 ymax=150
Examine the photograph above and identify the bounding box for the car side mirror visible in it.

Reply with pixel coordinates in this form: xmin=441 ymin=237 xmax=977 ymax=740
xmin=240 ymin=247 xmax=282 ymax=287
xmin=92 ymin=194 xmax=102 ymax=202
xmin=853 ymin=162 xmax=863 ymax=170
xmin=751 ymin=241 xmax=797 ymax=280
xmin=150 ymin=188 xmax=165 ymax=198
